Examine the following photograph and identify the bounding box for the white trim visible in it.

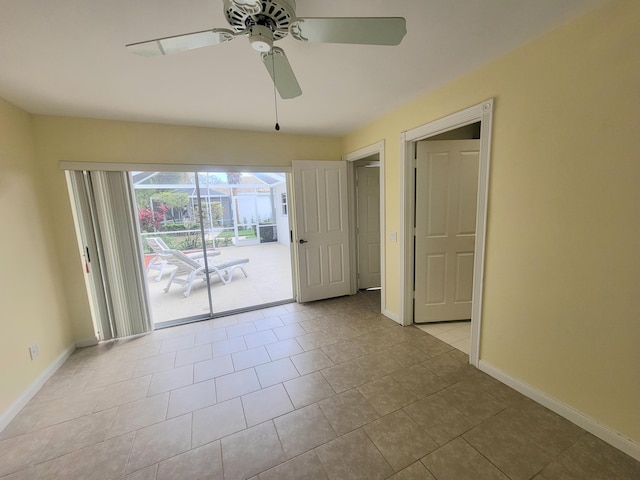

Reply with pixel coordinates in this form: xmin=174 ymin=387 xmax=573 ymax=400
xmin=343 ymin=141 xmax=388 ymax=318
xmin=0 ymin=343 xmax=76 ymax=433
xmin=60 ymin=161 xmax=292 ymax=173
xmin=479 ymin=360 xmax=640 ymax=462
xmin=400 ymin=99 xmax=494 ymax=365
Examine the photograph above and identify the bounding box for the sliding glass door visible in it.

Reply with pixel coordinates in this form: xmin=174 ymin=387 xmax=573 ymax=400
xmin=132 ymin=170 xmax=294 ymax=327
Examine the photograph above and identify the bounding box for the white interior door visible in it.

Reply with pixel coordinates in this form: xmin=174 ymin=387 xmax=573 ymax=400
xmin=414 ymin=139 xmax=480 ymax=323
xmin=356 ymin=166 xmax=381 ymax=289
xmin=293 ymin=160 xmax=351 ymax=302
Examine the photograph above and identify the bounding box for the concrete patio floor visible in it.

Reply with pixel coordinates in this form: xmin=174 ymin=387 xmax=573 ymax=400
xmin=144 ymin=242 xmax=294 ymax=325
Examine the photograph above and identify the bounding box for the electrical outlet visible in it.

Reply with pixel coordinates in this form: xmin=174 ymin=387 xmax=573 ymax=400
xmin=29 ymin=344 xmax=40 ymax=360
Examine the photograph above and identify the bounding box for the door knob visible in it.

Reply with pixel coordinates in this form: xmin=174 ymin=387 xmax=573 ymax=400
xmin=299 ymin=239 xmax=308 ymax=244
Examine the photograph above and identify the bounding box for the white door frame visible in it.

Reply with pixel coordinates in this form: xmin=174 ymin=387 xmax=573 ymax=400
xmin=400 ymin=100 xmax=494 ymax=366
xmin=344 ymin=141 xmax=390 ymax=318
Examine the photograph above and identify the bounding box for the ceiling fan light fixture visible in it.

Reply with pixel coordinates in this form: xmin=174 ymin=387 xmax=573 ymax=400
xmin=249 ymin=25 xmax=273 ymax=52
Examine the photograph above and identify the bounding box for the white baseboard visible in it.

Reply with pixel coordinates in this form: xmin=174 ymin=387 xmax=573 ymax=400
xmin=479 ymin=360 xmax=640 ymax=462
xmin=0 ymin=342 xmax=76 ymax=433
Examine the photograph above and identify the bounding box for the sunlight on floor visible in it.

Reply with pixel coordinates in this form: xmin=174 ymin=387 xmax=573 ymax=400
xmin=414 ymin=321 xmax=471 ymax=354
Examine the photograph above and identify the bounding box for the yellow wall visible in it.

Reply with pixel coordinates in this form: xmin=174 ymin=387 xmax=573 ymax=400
xmin=343 ymin=0 xmax=639 ymax=444
xmin=31 ymin=117 xmax=342 ymax=341
xmin=0 ymin=99 xmax=74 ymax=416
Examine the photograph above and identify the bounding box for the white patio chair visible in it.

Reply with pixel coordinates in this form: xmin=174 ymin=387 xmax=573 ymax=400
xmin=145 ymin=237 xmax=219 ymax=281
xmin=159 ymin=249 xmax=249 ymax=297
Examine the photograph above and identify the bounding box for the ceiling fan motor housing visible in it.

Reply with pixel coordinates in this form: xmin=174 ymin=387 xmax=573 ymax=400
xmin=225 ymin=0 xmax=296 ymax=41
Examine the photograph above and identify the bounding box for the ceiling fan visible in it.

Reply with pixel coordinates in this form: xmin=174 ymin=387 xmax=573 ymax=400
xmin=126 ymin=0 xmax=407 ymax=100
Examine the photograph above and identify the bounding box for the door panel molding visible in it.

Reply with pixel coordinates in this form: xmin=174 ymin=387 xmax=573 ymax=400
xmin=400 ymin=99 xmax=494 ymax=366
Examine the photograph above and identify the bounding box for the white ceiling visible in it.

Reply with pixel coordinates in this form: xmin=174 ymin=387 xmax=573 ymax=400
xmin=0 ymin=0 xmax=609 ymax=136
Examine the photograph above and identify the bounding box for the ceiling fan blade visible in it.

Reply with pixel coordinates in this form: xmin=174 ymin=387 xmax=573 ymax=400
xmin=290 ymin=17 xmax=406 ymax=46
xmin=261 ymin=47 xmax=302 ymax=99
xmin=126 ymin=28 xmax=236 ymax=56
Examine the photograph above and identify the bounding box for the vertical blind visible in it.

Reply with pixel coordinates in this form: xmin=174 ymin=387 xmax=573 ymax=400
xmin=68 ymin=170 xmax=152 ymax=340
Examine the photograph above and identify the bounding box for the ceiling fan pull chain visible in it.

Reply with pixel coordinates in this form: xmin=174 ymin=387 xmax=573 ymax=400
xmin=272 ymin=52 xmax=280 ymax=131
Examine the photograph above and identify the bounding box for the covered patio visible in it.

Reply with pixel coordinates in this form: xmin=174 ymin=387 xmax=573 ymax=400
xmin=144 ymin=242 xmax=294 ymax=326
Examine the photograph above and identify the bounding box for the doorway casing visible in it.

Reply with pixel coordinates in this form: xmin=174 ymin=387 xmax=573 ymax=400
xmin=344 ymin=141 xmax=391 ymax=319
xmin=400 ymin=99 xmax=494 ymax=366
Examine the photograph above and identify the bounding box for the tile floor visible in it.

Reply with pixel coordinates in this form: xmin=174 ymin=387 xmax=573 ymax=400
xmin=415 ymin=321 xmax=471 ymax=354
xmin=1 ymin=291 xmax=638 ymax=480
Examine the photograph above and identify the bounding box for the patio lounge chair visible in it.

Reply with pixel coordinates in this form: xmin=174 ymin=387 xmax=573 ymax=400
xmin=159 ymin=249 xmax=249 ymax=297
xmin=145 ymin=237 xmax=219 ymax=281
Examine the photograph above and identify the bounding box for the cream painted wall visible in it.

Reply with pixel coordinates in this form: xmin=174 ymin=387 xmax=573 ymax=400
xmin=31 ymin=117 xmax=342 ymax=342
xmin=0 ymin=99 xmax=74 ymax=416
xmin=342 ymin=0 xmax=640 ymax=444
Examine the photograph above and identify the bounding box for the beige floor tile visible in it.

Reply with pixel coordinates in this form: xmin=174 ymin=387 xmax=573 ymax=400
xmin=193 ymin=354 xmax=235 ymax=382
xmin=31 ymin=387 xmax=105 ymax=429
xmin=244 ymin=329 xmax=279 ymax=348
xmin=215 ymin=368 xmax=261 ymax=402
xmin=255 ymin=357 xmax=300 ymax=387
xmin=157 ymin=440 xmax=222 ymax=480
xmin=265 ymin=338 xmax=303 ymax=361
xmin=0 ymin=428 xmax=56 ymax=477
xmin=211 ymin=336 xmax=246 ymax=358
xmin=96 ymin=375 xmax=151 ymax=411
xmin=54 ymin=432 xmax=134 ymax=480
xmin=320 ymin=361 xmax=371 ymax=393
xmin=541 ymin=433 xmax=640 ymax=480
xmin=107 ymin=392 xmax=169 ymax=438
xmin=321 ymin=340 xmax=367 ymax=364
xmin=227 ymin=322 xmax=258 ymax=339
xmin=357 ymin=375 xmax=416 ymax=416
xmin=273 ymin=323 xmax=308 ymax=340
xmin=84 ymin=363 xmax=136 ymax=389
xmin=364 ymin=410 xmax=438 ymax=471
xmin=439 ymin=378 xmax=505 ymax=424
xmin=159 ymin=334 xmax=195 ymax=354
xmin=132 ymin=352 xmax=176 ymax=377
xmin=387 ymin=461 xmax=436 ymax=480
xmin=0 ymin=456 xmax=66 ymax=480
xmin=194 ymin=327 xmax=228 ymax=345
xmin=274 ymin=404 xmax=336 ymax=458
xmin=38 ymin=408 xmax=116 ymax=463
xmin=463 ymin=404 xmax=582 ymax=480
xmin=421 ymin=437 xmax=509 ymax=480
xmin=284 ymin=372 xmax=336 ymax=409
xmin=231 ymin=346 xmax=271 ymax=370
xmin=391 ymin=364 xmax=449 ymax=399
xmin=404 ymin=392 xmax=478 ymax=446
xmin=290 ymin=349 xmax=334 ymax=375
xmin=241 ymin=384 xmax=294 ymax=427
xmin=253 ymin=315 xmax=285 ymax=331
xmin=257 ymin=450 xmax=328 ymax=480
xmin=147 ymin=365 xmax=193 ymax=396
xmin=319 ymin=389 xmax=379 ymax=436
xmin=221 ymin=422 xmax=287 ymax=480
xmin=4 ymin=291 xmax=638 ymax=480
xmin=122 ymin=465 xmax=158 ymax=480
xmin=174 ymin=344 xmax=212 ymax=367
xmin=192 ymin=397 xmax=247 ymax=447
xmin=167 ymin=379 xmax=216 ymax=418
xmin=315 ymin=429 xmax=393 ymax=480
xmin=126 ymin=414 xmax=192 ymax=474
